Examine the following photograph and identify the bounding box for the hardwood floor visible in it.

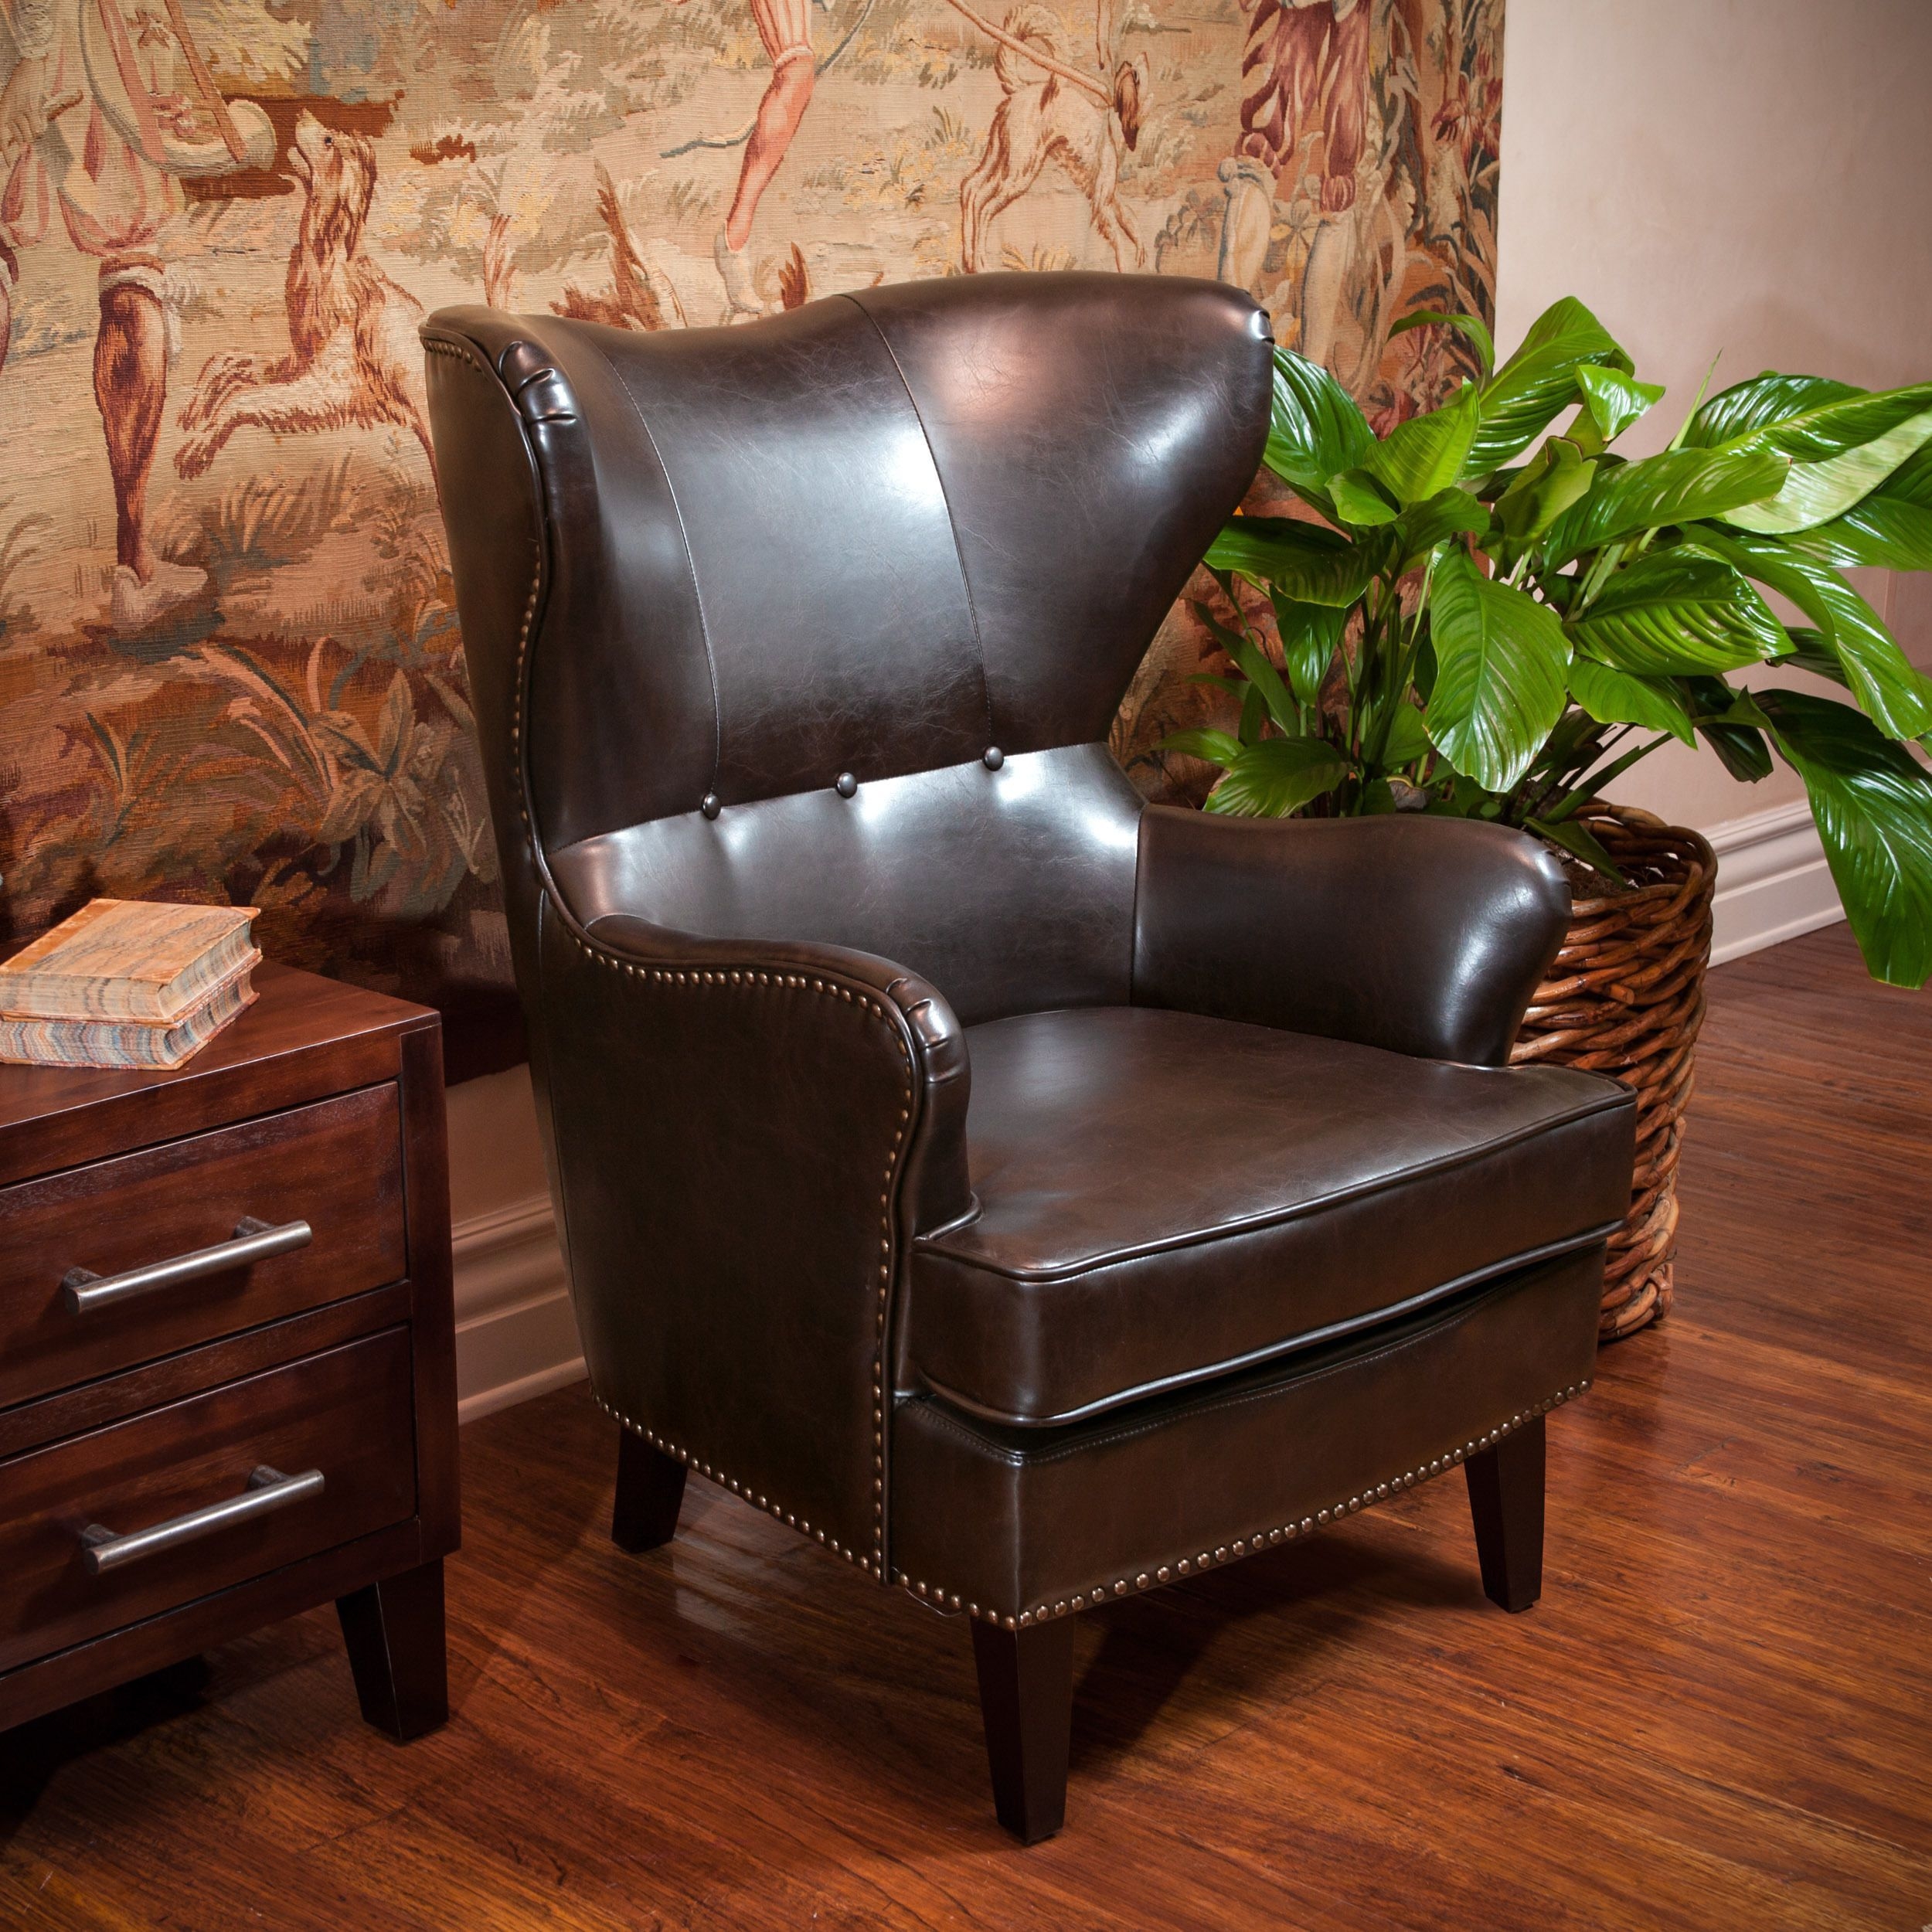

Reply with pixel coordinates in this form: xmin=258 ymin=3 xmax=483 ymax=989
xmin=3 ymin=923 xmax=1927 ymax=1930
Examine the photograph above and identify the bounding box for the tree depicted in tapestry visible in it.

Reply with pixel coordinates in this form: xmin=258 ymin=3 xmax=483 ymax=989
xmin=0 ymin=0 xmax=1502 ymax=1051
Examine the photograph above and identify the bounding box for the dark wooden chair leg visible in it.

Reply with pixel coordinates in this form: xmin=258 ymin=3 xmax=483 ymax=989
xmin=335 ymin=1558 xmax=448 ymax=1740
xmin=971 ymin=1615 xmax=1074 ymax=1845
xmin=612 ymin=1427 xmax=687 ymax=1553
xmin=1465 ymin=1413 xmax=1546 ymax=1613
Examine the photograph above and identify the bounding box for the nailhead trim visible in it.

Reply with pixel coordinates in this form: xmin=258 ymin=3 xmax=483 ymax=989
xmin=890 ymin=1378 xmax=1593 ymax=1630
xmin=575 ymin=945 xmax=916 ymax=1573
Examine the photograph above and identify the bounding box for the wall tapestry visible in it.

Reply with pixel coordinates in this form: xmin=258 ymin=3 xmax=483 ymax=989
xmin=0 ymin=0 xmax=1502 ymax=1073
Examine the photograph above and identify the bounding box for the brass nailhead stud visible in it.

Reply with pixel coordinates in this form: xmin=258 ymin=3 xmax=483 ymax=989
xmin=835 ymin=772 xmax=858 ymax=798
xmin=701 ymin=793 xmax=720 ymax=820
xmin=983 ymin=747 xmax=1004 ymax=770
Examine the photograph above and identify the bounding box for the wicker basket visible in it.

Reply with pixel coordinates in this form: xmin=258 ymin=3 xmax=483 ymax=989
xmin=1510 ymin=806 xmax=1717 ymax=1341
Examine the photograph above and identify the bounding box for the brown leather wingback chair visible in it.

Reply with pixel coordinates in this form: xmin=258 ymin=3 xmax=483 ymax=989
xmin=424 ymin=274 xmax=1635 ymax=1843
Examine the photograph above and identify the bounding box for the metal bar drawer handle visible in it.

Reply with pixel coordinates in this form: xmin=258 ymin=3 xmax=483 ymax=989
xmin=80 ymin=1466 xmax=326 ymax=1576
xmin=62 ymin=1216 xmax=313 ymax=1315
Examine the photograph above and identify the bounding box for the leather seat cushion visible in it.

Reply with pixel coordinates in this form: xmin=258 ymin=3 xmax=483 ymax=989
xmin=906 ymin=1007 xmax=1634 ymax=1427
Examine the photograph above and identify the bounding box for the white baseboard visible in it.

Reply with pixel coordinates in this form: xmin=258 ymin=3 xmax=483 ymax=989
xmin=451 ymin=1194 xmax=582 ymax=1423
xmin=1706 ymin=798 xmax=1844 ymax=965
xmin=446 ymin=796 xmax=1842 ymax=1422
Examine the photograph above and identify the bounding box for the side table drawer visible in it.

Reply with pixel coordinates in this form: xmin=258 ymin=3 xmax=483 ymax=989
xmin=0 ymin=1085 xmax=406 ymax=1410
xmin=0 ymin=1328 xmax=417 ymax=1675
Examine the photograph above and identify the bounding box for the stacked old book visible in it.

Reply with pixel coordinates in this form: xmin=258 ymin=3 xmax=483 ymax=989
xmin=0 ymin=900 xmax=261 ymax=1070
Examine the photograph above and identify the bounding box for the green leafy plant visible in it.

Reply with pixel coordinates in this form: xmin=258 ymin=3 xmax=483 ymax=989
xmin=1168 ymin=299 xmax=1932 ymax=987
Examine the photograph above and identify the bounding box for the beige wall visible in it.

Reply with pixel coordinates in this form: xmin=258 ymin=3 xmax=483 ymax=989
xmin=447 ymin=1064 xmax=549 ymax=1230
xmin=1495 ymin=0 xmax=1932 ymax=831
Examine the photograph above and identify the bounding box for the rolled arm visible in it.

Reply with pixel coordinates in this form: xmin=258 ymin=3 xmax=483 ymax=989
xmin=533 ymin=903 xmax=971 ymax=1580
xmin=1131 ymin=807 xmax=1571 ymax=1066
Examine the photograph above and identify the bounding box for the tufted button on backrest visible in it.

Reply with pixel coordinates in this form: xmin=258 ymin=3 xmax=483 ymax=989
xmin=425 ymin=273 xmax=1272 ymax=1023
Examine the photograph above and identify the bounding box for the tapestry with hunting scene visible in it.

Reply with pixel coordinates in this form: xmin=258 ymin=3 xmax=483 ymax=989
xmin=0 ymin=0 xmax=1502 ymax=1071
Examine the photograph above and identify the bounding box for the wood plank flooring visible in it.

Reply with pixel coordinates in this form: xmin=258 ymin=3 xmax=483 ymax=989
xmin=3 ymin=923 xmax=1927 ymax=1929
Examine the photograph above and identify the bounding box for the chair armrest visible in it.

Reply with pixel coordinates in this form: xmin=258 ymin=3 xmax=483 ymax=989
xmin=532 ymin=904 xmax=972 ymax=1580
xmin=1131 ymin=807 xmax=1571 ymax=1066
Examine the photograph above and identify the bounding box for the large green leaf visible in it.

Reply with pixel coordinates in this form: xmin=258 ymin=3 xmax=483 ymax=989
xmin=1567 ymin=657 xmax=1696 ymax=744
xmin=1205 ymin=736 xmax=1350 ymax=817
xmin=1789 ymin=446 xmax=1932 ymax=570
xmin=1388 ymin=308 xmax=1495 ymax=377
xmin=1688 ymin=373 xmax=1932 ymax=532
xmin=1206 ymin=515 xmax=1379 ymax=607
xmin=1692 ymin=528 xmax=1932 ymax=739
xmin=1683 ymin=374 xmax=1862 ymax=447
xmin=1360 ymin=380 xmax=1482 ymax=505
xmin=1328 ymin=469 xmax=1400 ymax=526
xmin=1677 ymin=675 xmax=1775 ymax=781
xmin=1791 ymin=495 xmax=1932 ymax=571
xmin=1269 ymin=590 xmax=1347 ymax=709
xmin=1209 ymin=612 xmax=1299 ymax=736
xmin=1568 ymin=553 xmax=1784 ymax=675
xmin=1156 ymin=726 xmax=1241 ymax=770
xmin=1495 ymin=436 xmax=1596 ymax=541
xmin=1574 ymin=366 xmax=1665 ymax=446
xmin=1464 ymin=297 xmax=1631 ymax=475
xmin=1757 ymin=689 xmax=1932 ymax=988
xmin=1527 ymin=813 xmax=1627 ymax=884
xmin=1423 ymin=547 xmax=1571 ymax=792
xmin=1699 ymin=376 xmax=1932 ymax=461
xmin=1723 ymin=396 xmax=1932 ymax=533
xmin=1392 ymin=485 xmax=1492 ymax=566
xmin=1264 ymin=349 xmax=1374 ymax=492
xmin=1378 ymin=700 xmax=1434 ymax=767
xmin=1543 ymin=445 xmax=1787 ymax=560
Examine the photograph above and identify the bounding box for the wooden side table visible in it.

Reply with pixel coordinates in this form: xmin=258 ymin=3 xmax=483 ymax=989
xmin=0 ymin=961 xmax=457 ymax=1739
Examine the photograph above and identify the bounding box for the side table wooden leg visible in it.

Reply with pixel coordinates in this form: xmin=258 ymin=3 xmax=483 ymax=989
xmin=336 ymin=1558 xmax=449 ymax=1740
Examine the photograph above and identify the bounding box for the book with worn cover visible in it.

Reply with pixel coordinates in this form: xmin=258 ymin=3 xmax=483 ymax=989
xmin=0 ymin=899 xmax=259 ymax=1025
xmin=0 ymin=968 xmax=258 ymax=1070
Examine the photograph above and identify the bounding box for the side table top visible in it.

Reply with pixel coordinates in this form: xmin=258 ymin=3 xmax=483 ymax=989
xmin=0 ymin=961 xmax=437 ymax=1184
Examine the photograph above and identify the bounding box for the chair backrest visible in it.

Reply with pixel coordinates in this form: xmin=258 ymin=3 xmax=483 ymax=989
xmin=425 ymin=273 xmax=1271 ymax=1025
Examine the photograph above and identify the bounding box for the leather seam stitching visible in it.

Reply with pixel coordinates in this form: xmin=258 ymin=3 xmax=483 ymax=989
xmin=842 ymin=292 xmax=1000 ymax=754
xmin=889 ymin=1379 xmax=1590 ymax=1627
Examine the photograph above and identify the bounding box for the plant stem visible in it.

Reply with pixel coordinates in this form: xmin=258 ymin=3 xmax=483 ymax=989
xmin=1545 ymin=731 xmax=1672 ymax=821
xmin=1364 ymin=556 xmax=1437 ymax=773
